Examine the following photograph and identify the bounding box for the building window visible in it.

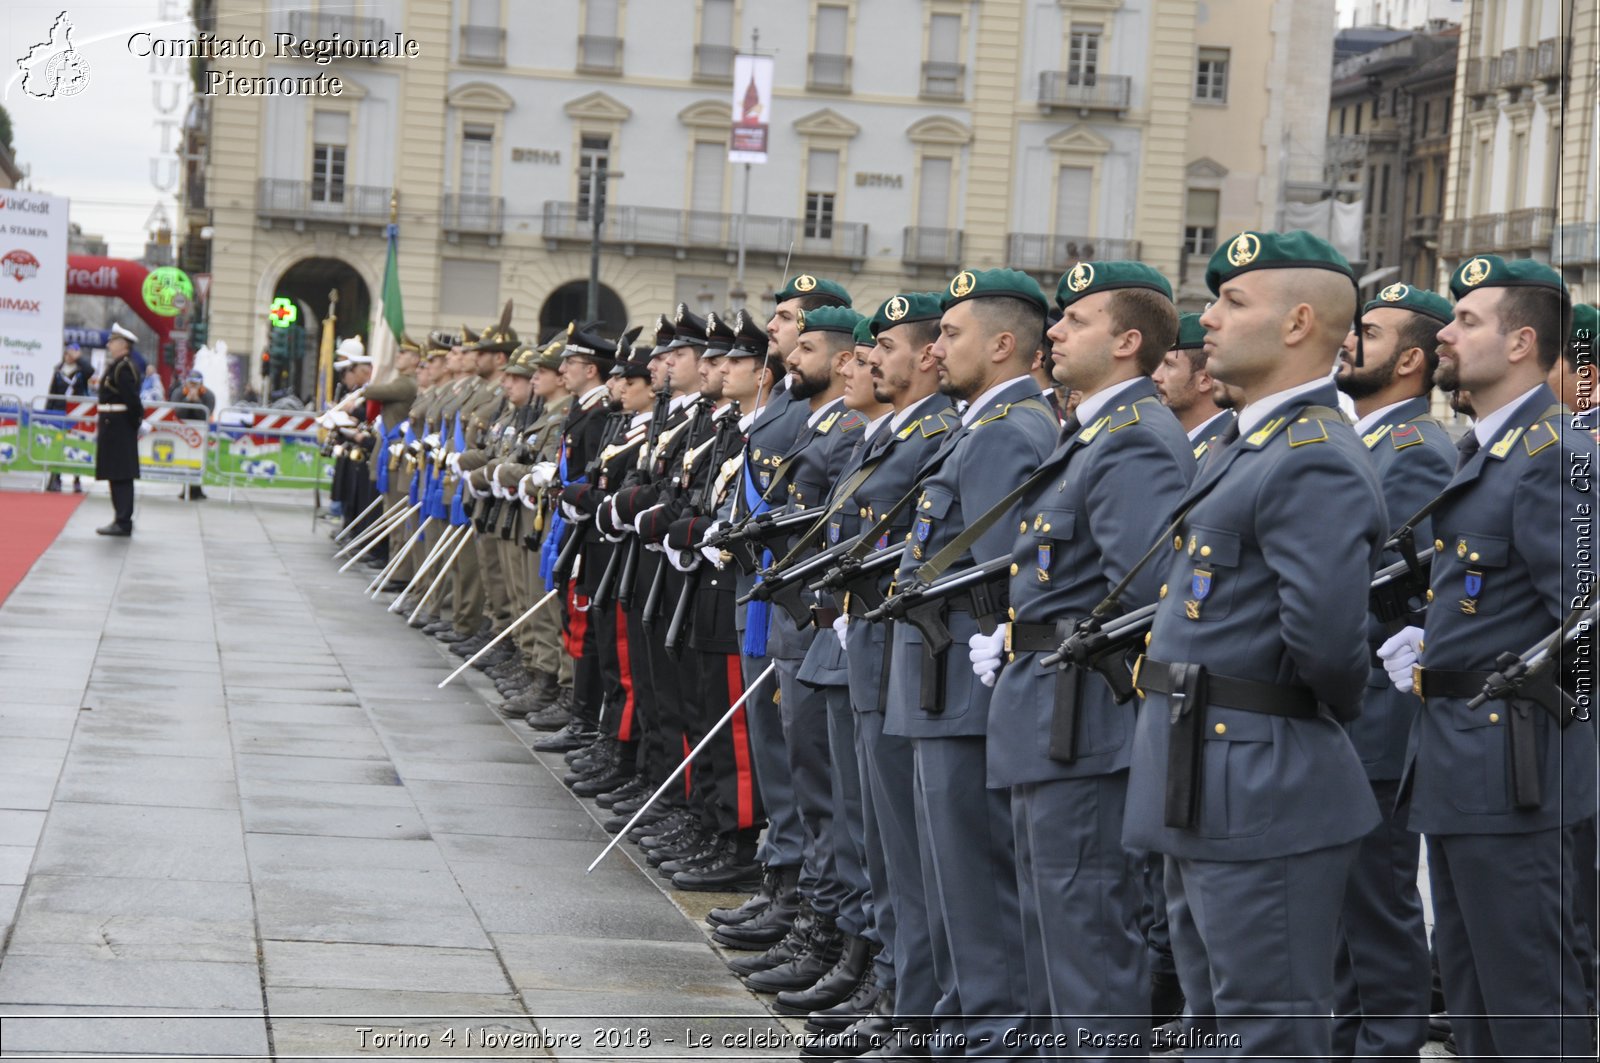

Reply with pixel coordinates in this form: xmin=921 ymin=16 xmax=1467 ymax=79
xmin=922 ymin=13 xmax=964 ymax=98
xmin=804 ymin=148 xmax=838 ymax=239
xmin=1183 ymin=188 xmax=1219 ymax=255
xmin=1067 ymin=25 xmax=1100 ymax=85
xmin=1195 ymin=48 xmax=1228 ymax=102
xmin=1339 ymin=108 xmax=1347 ymax=135
xmin=1379 ymin=163 xmax=1390 ymax=214
xmin=1421 ymin=100 xmax=1431 ymax=136
xmin=1055 ymin=165 xmax=1091 ymax=235
xmin=810 ymin=4 xmax=850 ymax=90
xmin=311 ymin=110 xmax=348 ymax=203
xmin=695 ymin=0 xmax=735 ymax=80
xmin=461 ymin=125 xmax=494 ymax=196
xmin=461 ymin=0 xmax=505 ymax=63
xmin=441 ymin=258 xmax=501 ymax=320
xmin=579 ymin=0 xmax=622 ymax=73
xmin=576 ymin=133 xmax=611 ymax=221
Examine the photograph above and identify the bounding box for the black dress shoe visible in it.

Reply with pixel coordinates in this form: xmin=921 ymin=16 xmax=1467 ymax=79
xmin=803 ymin=988 xmax=896 ymax=1056
xmin=744 ymin=915 xmax=844 ymax=994
xmin=380 ymin=579 xmax=408 ymax=593
xmin=807 ymin=977 xmax=888 ymax=1035
xmin=523 ymin=704 xmax=571 ymax=732
xmin=776 ymin=934 xmax=875 ymax=1015
xmin=573 ymin=763 xmax=633 ymax=798
xmin=726 ymin=904 xmax=816 ymax=977
xmin=595 ymin=776 xmax=648 ymax=809
xmin=95 ymin=522 xmax=132 ymax=537
xmin=657 ymin=838 xmax=723 ymax=877
xmin=531 ymin=721 xmax=598 ymax=753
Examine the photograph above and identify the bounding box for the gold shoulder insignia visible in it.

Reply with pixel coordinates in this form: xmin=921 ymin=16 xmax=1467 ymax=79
xmin=818 ymin=412 xmax=841 ymax=434
xmin=1287 ymin=416 xmax=1330 ymax=448
xmin=1078 ymin=415 xmax=1112 ymax=443
xmin=898 ymin=421 xmax=919 ymax=440
xmin=1246 ymin=416 xmax=1287 ymax=447
xmin=1361 ymin=424 xmax=1391 ymax=449
xmin=1489 ymin=426 xmax=1524 ymax=458
xmin=1105 ymin=402 xmax=1143 ymax=433
xmin=920 ymin=415 xmax=950 ymax=439
xmin=1522 ymin=421 xmax=1557 ymax=457
xmin=973 ymin=403 xmax=1012 ymax=427
xmin=1193 ymin=440 xmax=1210 ymax=460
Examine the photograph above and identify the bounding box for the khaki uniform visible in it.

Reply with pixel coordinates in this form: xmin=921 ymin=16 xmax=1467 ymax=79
xmin=495 ymin=393 xmax=572 ymax=682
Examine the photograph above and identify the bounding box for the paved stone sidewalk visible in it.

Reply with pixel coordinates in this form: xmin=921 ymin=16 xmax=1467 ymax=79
xmin=0 ymin=489 xmax=794 ymax=1060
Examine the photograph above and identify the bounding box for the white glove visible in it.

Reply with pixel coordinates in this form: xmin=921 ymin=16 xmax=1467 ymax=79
xmin=968 ymin=626 xmax=1007 ymax=689
xmin=700 ymin=543 xmax=726 ymax=568
xmin=633 ymin=504 xmax=666 ymax=534
xmin=424 ymin=433 xmax=441 ymax=449
xmin=137 ymin=421 xmax=153 ymax=439
xmin=328 ymin=409 xmax=356 ymax=428
xmin=467 ymin=480 xmax=489 ymax=500
xmin=518 ymin=474 xmax=537 ymax=509
xmin=490 ymin=477 xmax=507 ymax=500
xmin=667 ymin=546 xmax=699 ymax=573
xmin=1378 ymin=625 xmax=1424 ymax=693
xmin=529 ymin=461 xmax=557 ymax=488
xmin=560 ymin=500 xmax=586 ymax=523
xmin=700 ymin=519 xmax=726 ymax=544
xmin=447 ymin=452 xmax=461 ymax=474
xmin=607 ymin=496 xmax=625 ymax=534
xmin=832 ymin=614 xmax=849 ymax=651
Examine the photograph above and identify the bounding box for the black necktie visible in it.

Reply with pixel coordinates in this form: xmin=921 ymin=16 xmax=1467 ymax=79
xmin=1456 ymin=432 xmax=1481 ymax=471
xmin=1057 ymin=415 xmax=1082 ymax=446
xmin=1214 ymin=420 xmax=1240 ymax=449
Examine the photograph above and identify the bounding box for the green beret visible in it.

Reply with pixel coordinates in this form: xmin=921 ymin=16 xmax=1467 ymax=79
xmin=1055 ymin=261 xmax=1172 ymax=310
xmin=870 ymin=291 xmax=945 ymax=336
xmin=774 ymin=273 xmax=853 ymax=308
xmin=1172 ymin=312 xmax=1205 ymax=351
xmin=1448 ymin=254 xmax=1567 ymax=299
xmin=502 ymin=343 xmax=538 ymax=378
xmin=1205 ymin=230 xmax=1355 ymax=296
xmin=1571 ymin=303 xmax=1597 ymax=367
xmin=798 ymin=305 xmax=865 ymax=337
xmin=940 ymin=268 xmax=1048 ymax=313
xmin=853 ymin=317 xmax=875 ymax=346
xmin=1363 ymin=282 xmax=1453 ymax=325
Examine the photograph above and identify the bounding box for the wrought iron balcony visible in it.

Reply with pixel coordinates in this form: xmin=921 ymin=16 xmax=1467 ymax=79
xmin=283 ymin=10 xmax=386 ymax=54
xmin=903 ymin=227 xmax=964 ymax=267
xmin=542 ymin=201 xmax=869 ymax=262
xmin=920 ymin=61 xmax=965 ymax=100
xmin=578 ymin=35 xmax=624 ymax=74
xmin=1552 ymin=222 xmax=1599 ymax=265
xmin=1327 ymin=131 xmax=1402 ymax=167
xmin=1503 ymin=207 xmax=1556 ymax=251
xmin=694 ymin=43 xmax=735 ymax=82
xmin=1406 ymin=213 xmax=1441 ymax=242
xmin=1038 ymin=72 xmax=1131 ymax=114
xmin=808 ymin=53 xmax=853 ymax=92
xmin=1438 ymin=218 xmax=1466 ymax=258
xmin=441 ymin=194 xmax=505 ymax=239
xmin=1464 ymin=57 xmax=1496 ymax=97
xmin=1466 ymin=213 xmax=1506 ymax=251
xmin=1536 ymin=37 xmax=1570 ymax=81
xmin=460 ymin=25 xmax=506 ymax=65
xmin=256 ymin=178 xmax=390 ymax=231
xmin=1006 ymin=233 xmax=1140 ymax=274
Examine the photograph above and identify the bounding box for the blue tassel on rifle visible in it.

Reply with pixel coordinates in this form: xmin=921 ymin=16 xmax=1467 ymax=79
xmin=742 ymin=548 xmax=773 ymax=657
xmin=449 ymin=479 xmax=468 ymax=526
xmin=540 ymin=511 xmax=567 ymax=587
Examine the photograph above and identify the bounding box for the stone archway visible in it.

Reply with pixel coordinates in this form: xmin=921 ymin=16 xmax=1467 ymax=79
xmin=267 ymin=257 xmax=371 ymax=397
xmin=538 ymin=280 xmax=628 ymax=342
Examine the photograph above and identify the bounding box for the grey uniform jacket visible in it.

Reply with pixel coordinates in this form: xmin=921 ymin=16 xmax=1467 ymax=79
xmin=987 ymin=379 xmax=1196 ymax=787
xmin=883 ymin=376 xmax=1058 ymax=740
xmin=1403 ymin=385 xmax=1596 ymax=835
xmin=1123 ymin=382 xmax=1386 ymax=860
xmin=1350 ymin=395 xmax=1455 ymax=781
xmin=729 ymin=388 xmax=812 ymax=635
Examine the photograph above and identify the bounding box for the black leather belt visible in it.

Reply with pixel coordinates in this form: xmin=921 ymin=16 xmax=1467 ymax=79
xmin=1011 ymin=622 xmax=1061 ymax=653
xmin=1139 ymin=659 xmax=1320 ymax=719
xmin=1419 ymin=666 xmax=1567 ymax=810
xmin=1417 ymin=668 xmax=1491 ymax=699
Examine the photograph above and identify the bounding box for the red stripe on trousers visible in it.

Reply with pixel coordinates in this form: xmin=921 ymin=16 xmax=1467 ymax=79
xmin=614 ymin=607 xmax=636 ymax=742
xmin=563 ymin=584 xmax=588 ymax=657
xmin=725 ymin=655 xmax=755 ymax=829
xmin=683 ymin=735 xmax=692 ymax=797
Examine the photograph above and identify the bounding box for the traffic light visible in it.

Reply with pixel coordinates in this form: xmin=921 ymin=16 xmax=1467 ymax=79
xmin=191 ymin=320 xmax=208 ymax=347
xmin=268 ymin=326 xmax=289 ymax=361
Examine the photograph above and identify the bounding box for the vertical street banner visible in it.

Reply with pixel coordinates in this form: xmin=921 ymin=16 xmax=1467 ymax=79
xmin=729 ymin=54 xmax=774 ymax=165
xmin=0 ymin=190 xmax=69 ymax=398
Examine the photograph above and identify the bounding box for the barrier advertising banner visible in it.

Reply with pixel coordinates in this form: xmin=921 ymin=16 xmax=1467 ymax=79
xmin=729 ymin=54 xmax=773 ymax=164
xmin=0 ymin=190 xmax=69 ymax=398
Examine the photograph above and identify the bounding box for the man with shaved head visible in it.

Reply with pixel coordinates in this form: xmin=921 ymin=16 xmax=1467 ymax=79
xmin=1124 ymin=231 xmax=1388 ymax=1057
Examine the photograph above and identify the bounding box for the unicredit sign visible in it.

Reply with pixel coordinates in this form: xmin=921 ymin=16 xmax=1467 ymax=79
xmin=67 ymin=264 xmax=120 ymax=290
xmin=0 ymin=196 xmax=51 ymax=215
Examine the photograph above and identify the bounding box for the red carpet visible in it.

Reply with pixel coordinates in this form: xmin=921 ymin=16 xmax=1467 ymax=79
xmin=0 ymin=491 xmax=85 ymax=606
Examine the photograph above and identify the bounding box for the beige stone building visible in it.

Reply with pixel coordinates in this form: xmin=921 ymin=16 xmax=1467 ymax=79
xmin=182 ymin=0 xmax=1339 ymax=380
xmin=1439 ymin=0 xmax=1595 ymax=302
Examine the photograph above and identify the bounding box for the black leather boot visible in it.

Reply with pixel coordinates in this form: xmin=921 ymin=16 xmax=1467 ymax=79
xmin=671 ymin=832 xmax=761 ymax=892
xmin=595 ymin=775 xmax=648 ymax=809
xmin=803 ymin=985 xmax=896 ymax=1055
xmin=725 ymin=903 xmax=814 ymax=977
xmin=743 ymin=914 xmax=843 ymax=994
xmin=712 ymin=870 xmax=800 ymax=950
xmin=856 ymin=1018 xmax=932 ymax=1061
xmin=775 ymin=933 xmax=874 ymax=1015
xmin=531 ymin=719 xmax=596 ymax=753
xmin=708 ymin=863 xmax=794 ymax=928
xmin=806 ymin=963 xmax=884 ymax=1033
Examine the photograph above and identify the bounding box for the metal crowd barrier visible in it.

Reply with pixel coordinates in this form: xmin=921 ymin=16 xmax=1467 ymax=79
xmin=0 ymin=393 xmax=21 ymax=467
xmin=22 ymin=396 xmax=212 ymax=485
xmin=209 ymin=404 xmax=329 ymax=490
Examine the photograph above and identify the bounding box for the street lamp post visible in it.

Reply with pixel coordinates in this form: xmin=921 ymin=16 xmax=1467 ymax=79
xmin=585 ymin=166 xmax=621 ymax=324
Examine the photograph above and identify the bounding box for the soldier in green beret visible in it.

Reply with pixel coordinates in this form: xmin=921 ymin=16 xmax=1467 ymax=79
xmin=1124 ymin=230 xmax=1388 ymax=1057
xmin=1153 ymin=312 xmax=1234 ymax=464
xmin=1548 ymin=301 xmax=1597 ymax=431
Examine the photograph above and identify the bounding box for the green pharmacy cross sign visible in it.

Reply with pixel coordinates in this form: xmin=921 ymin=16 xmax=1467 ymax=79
xmin=269 ymin=298 xmax=298 ymax=328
